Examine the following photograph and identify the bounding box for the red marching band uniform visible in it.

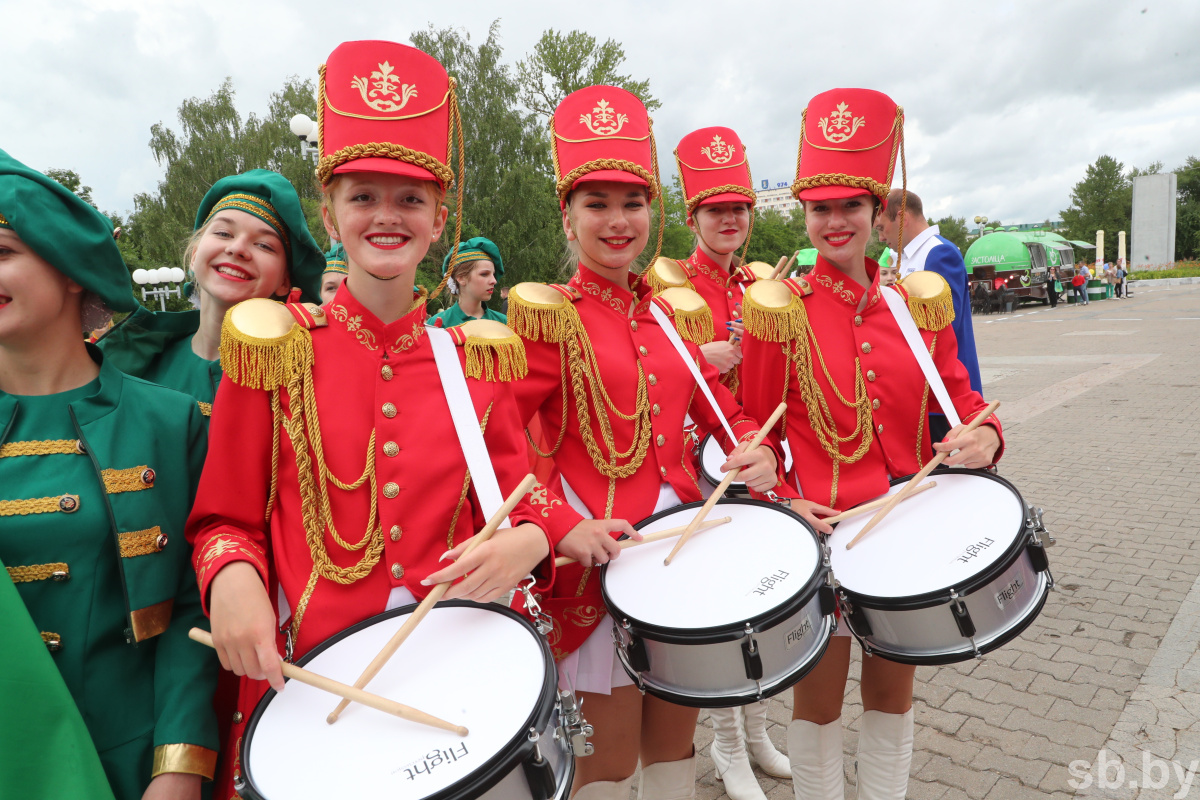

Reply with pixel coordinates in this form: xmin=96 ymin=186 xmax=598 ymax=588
xmin=185 ymin=41 xmax=548 ymax=798
xmin=505 ymin=86 xmax=788 ymax=662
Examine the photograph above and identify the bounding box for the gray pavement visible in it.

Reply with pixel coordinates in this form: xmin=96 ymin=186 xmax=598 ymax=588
xmin=687 ymin=284 xmax=1200 ymax=800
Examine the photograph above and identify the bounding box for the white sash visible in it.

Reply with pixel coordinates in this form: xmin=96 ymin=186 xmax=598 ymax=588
xmin=647 ymin=302 xmax=738 ymax=446
xmin=880 ymin=287 xmax=962 ymax=428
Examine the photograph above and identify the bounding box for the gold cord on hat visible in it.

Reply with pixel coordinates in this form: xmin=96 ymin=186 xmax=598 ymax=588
xmin=429 ymin=80 xmax=467 ymax=299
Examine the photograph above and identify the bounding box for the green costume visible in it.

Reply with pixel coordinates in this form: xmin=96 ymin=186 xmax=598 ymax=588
xmin=0 ymin=149 xmax=218 ymax=798
xmin=428 ymin=235 xmax=507 ymax=327
xmin=99 ymin=170 xmax=325 ymax=413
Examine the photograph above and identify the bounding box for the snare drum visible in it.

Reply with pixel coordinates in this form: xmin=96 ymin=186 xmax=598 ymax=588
xmin=601 ymin=498 xmax=835 ymax=707
xmin=828 ymin=469 xmax=1053 ymax=665
xmin=698 ymin=434 xmax=794 ymax=497
xmin=239 ymin=602 xmax=575 ymax=800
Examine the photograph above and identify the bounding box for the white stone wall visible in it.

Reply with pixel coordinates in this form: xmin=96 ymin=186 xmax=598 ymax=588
xmin=1131 ymin=173 xmax=1177 ymax=268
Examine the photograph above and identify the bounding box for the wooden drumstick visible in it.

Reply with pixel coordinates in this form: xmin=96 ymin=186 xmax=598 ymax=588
xmin=770 ymin=250 xmax=799 ymax=280
xmin=553 ymin=517 xmax=733 ymax=567
xmin=328 ymin=473 xmax=537 ymax=724
xmin=189 ymin=628 xmax=468 ymax=736
xmin=821 ymin=481 xmax=936 ymax=525
xmin=845 ymin=401 xmax=1001 ymax=550
xmin=664 ymin=402 xmax=787 ymax=566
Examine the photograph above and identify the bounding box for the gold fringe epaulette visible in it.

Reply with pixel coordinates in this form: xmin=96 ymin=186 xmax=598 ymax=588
xmin=507 ymin=283 xmax=580 ymax=343
xmin=743 ymin=279 xmax=809 ymax=342
xmin=219 ymin=298 xmax=315 ymax=391
xmin=898 ymin=271 xmax=955 ymax=331
xmin=643 ymin=257 xmax=695 ymax=294
xmin=656 ymin=287 xmax=714 ymax=344
xmin=453 ymin=319 xmax=529 ymax=381
xmin=741 ymin=261 xmax=778 ymax=282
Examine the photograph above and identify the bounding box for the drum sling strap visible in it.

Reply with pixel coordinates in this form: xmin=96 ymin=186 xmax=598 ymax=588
xmin=880 ymin=287 xmax=963 ymax=428
xmin=427 ymin=326 xmax=510 ymax=526
xmin=648 ymin=302 xmax=738 ymax=445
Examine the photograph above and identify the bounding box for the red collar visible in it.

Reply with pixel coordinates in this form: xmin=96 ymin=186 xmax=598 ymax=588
xmin=568 ymin=262 xmax=648 ymax=316
xmin=807 ymin=255 xmax=883 ymax=309
xmin=687 ymin=248 xmax=748 ymax=288
xmin=325 ymin=282 xmax=428 ymax=354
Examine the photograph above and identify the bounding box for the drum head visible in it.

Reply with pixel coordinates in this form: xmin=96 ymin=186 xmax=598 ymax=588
xmin=828 ymin=471 xmax=1026 ymax=601
xmin=699 ymin=435 xmax=793 ymax=490
xmin=243 ymin=603 xmax=552 ymax=800
xmin=602 ymin=499 xmax=821 ymax=635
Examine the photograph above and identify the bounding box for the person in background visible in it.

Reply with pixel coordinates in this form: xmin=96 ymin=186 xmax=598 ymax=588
xmin=427 ymin=236 xmax=507 ymax=327
xmin=878 ymin=248 xmax=899 ymax=286
xmin=1073 ymin=262 xmax=1090 ymax=305
xmin=1117 ymin=259 xmax=1128 ymax=298
xmin=320 ymin=242 xmax=348 ymax=304
xmin=1047 ymin=265 xmax=1060 ymax=309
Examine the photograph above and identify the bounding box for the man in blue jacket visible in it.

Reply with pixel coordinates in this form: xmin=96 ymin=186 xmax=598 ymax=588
xmin=875 ymin=190 xmax=983 ymax=445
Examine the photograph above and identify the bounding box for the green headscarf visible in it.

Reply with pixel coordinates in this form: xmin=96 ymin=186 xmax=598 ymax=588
xmin=441 ymin=236 xmax=504 ymax=277
xmin=0 ymin=149 xmax=137 ymax=312
xmin=194 ymin=170 xmax=325 ymax=303
xmin=324 ymin=242 xmax=348 ymax=276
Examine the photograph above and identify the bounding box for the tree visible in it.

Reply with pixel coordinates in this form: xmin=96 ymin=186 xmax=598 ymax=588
xmin=1175 ymin=156 xmax=1200 ymax=261
xmin=1060 ymin=155 xmax=1131 ymax=246
xmin=45 ymin=169 xmax=97 ymax=208
xmin=516 ymin=30 xmax=661 ymax=121
xmin=934 ymin=215 xmax=970 ymax=254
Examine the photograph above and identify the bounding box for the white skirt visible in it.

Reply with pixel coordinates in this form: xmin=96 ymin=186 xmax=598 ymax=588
xmin=555 ymin=479 xmax=682 ymax=695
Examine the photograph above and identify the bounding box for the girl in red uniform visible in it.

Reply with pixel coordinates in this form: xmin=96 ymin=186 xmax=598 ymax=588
xmin=739 ymin=89 xmax=1004 ymax=800
xmin=186 ymin=41 xmax=552 ymax=798
xmin=506 ymin=87 xmax=784 ymax=800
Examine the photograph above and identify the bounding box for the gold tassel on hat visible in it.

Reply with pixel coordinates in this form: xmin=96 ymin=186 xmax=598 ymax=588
xmin=898 ymin=271 xmax=955 ymax=332
xmin=742 ymin=280 xmax=808 ymax=342
xmin=507 ymin=284 xmax=580 ymax=343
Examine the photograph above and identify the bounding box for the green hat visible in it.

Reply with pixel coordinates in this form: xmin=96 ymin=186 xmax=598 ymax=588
xmin=795 ymin=248 xmax=819 ymax=267
xmin=0 ymin=149 xmax=137 ymax=312
xmin=441 ymin=236 xmax=504 ymax=277
xmin=324 ymin=242 xmax=348 ymax=276
xmin=194 ymin=170 xmax=325 ymax=303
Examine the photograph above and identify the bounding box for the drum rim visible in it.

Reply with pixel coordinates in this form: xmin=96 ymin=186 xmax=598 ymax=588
xmin=841 ymin=570 xmax=1052 ymax=666
xmin=239 ymin=600 xmax=558 ymax=800
xmin=600 ymin=498 xmax=826 ymax=645
xmin=698 ymin=433 xmax=748 ymax=490
xmin=832 ymin=468 xmax=1034 ymax=609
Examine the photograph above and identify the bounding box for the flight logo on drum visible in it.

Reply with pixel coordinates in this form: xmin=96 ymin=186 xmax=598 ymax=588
xmin=995 ymin=576 xmax=1025 ymax=610
xmin=952 ymin=537 xmax=996 ymax=566
xmin=749 ymin=570 xmax=791 ymax=597
xmin=785 ymin=618 xmax=814 ymax=650
xmin=396 ymin=743 xmax=470 ymax=781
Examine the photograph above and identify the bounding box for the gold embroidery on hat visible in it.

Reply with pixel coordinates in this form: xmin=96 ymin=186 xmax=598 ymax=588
xmin=352 ymin=61 xmax=417 ymax=113
xmin=580 ymin=99 xmax=628 ymax=136
xmin=701 ymin=134 xmax=736 ymax=165
xmin=819 ymin=102 xmax=866 ymax=143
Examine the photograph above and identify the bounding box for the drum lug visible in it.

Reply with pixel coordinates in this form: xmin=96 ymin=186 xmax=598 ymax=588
xmin=950 ymin=590 xmax=978 ymax=644
xmin=818 ymin=584 xmax=837 ymax=618
xmin=613 ymin=619 xmax=651 ymax=676
xmin=518 ymin=576 xmax=555 ymax=637
xmin=522 ymin=729 xmax=558 ymax=800
xmin=765 ymin=489 xmax=791 ymax=506
xmin=838 ymin=591 xmax=873 ymax=639
xmin=1027 ymin=505 xmax=1055 ymax=547
xmin=741 ymin=624 xmax=764 ymax=682
xmin=556 ymin=690 xmax=595 ymax=757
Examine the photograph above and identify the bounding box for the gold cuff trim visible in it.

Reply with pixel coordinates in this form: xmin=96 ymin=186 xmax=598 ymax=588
xmin=130 ymin=598 xmax=173 ymax=642
xmin=119 ymin=527 xmax=167 ymax=558
xmin=0 ymin=439 xmax=81 ymax=458
xmin=197 ymin=402 xmax=213 ymax=417
xmin=0 ymin=494 xmax=79 ymax=516
xmin=6 ymin=563 xmax=69 ymax=583
xmin=152 ymin=743 xmax=218 ymax=780
xmin=102 ymin=466 xmax=155 ymax=494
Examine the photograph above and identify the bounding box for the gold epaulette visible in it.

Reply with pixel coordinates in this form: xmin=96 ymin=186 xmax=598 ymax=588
xmin=654 ymin=287 xmax=714 ymax=345
xmin=219 ymin=298 xmax=324 ymax=390
xmin=897 ymin=271 xmax=955 ymax=331
xmin=643 ymin=257 xmax=695 ymax=293
xmin=743 ymin=279 xmax=811 ymax=342
xmin=741 ymin=261 xmax=777 ymax=282
xmin=507 ymin=282 xmax=581 ymax=343
xmin=450 ymin=319 xmax=529 ymax=381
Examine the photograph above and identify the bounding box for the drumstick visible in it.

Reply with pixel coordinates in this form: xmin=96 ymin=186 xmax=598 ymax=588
xmin=328 ymin=473 xmax=537 ymax=724
xmin=664 ymin=402 xmax=787 ymax=566
xmin=553 ymin=516 xmax=733 ymax=567
xmin=770 ymin=251 xmax=799 ymax=280
xmin=845 ymin=401 xmax=1000 ymax=550
xmin=769 ymin=254 xmax=788 ymax=280
xmin=188 ymin=628 xmax=468 ymax=736
xmin=821 ymin=481 xmax=936 ymax=525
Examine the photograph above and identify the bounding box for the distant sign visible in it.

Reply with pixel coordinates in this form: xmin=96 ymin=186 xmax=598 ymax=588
xmin=761 ymin=179 xmax=768 ymax=189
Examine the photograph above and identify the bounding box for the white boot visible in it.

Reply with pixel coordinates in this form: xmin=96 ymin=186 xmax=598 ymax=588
xmin=638 ymin=754 xmax=696 ymax=800
xmin=573 ymin=774 xmax=635 ymax=800
xmin=709 ymin=707 xmax=767 ymax=800
xmin=743 ymin=700 xmax=791 ymax=779
xmin=786 ymin=719 xmax=844 ymax=800
xmin=854 ymin=710 xmax=913 ymax=800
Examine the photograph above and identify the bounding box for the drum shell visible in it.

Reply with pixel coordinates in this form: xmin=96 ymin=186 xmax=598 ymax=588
xmin=834 ymin=469 xmax=1052 ymax=666
xmin=601 ymin=499 xmax=835 ymax=707
xmin=238 ymin=601 xmax=573 ymax=800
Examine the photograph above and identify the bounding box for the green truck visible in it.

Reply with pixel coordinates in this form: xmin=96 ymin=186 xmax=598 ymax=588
xmin=964 ymin=229 xmax=1086 ymax=305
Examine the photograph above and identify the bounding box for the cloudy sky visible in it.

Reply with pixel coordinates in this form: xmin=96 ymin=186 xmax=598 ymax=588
xmin=2 ymin=0 xmax=1197 ymax=230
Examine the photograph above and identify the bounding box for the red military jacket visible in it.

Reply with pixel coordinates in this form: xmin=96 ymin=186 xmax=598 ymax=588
xmin=740 ymin=256 xmax=1003 ymax=510
xmin=508 ymin=263 xmax=786 ymax=659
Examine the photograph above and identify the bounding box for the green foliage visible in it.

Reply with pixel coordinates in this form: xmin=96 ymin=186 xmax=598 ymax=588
xmin=1060 ymin=155 xmax=1131 ymax=245
xmin=45 ymin=169 xmax=97 ymax=208
xmin=1174 ymin=157 xmax=1200 ymax=260
xmin=515 ymin=29 xmax=661 ymax=120
xmin=934 ymin=215 xmax=970 ymax=254
xmin=743 ymin=207 xmax=812 ymax=266
xmin=1127 ymin=263 xmax=1200 ymax=280
xmin=655 ymin=174 xmax=693 ymax=260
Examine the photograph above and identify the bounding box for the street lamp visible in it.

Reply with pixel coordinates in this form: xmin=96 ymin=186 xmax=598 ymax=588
xmin=132 ymin=267 xmax=186 ymax=311
xmin=289 ymin=114 xmax=320 ymax=164
xmin=973 ymin=215 xmax=989 ymax=237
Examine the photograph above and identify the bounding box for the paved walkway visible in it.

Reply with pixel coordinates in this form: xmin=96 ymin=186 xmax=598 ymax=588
xmin=688 ymin=285 xmax=1200 ymax=800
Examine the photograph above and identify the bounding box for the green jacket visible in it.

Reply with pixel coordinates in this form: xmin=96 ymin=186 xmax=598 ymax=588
xmin=99 ymin=307 xmax=220 ymax=413
xmin=0 ymin=347 xmax=218 ymax=796
xmin=427 ymin=302 xmax=507 ymax=328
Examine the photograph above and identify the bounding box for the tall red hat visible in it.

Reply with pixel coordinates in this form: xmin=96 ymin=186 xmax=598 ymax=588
xmin=551 ymin=86 xmax=658 ymax=208
xmin=316 ymin=41 xmax=457 ymax=188
xmin=675 ymin=126 xmax=756 ymax=217
xmin=792 ymin=88 xmax=903 ymax=203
